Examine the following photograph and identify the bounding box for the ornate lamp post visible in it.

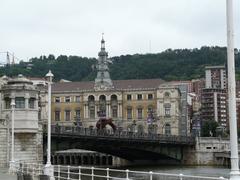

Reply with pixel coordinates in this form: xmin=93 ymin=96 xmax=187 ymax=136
xmin=226 ymin=0 xmax=240 ymax=179
xmin=44 ymin=70 xmax=55 ymax=180
xmin=9 ymin=99 xmax=15 ymax=172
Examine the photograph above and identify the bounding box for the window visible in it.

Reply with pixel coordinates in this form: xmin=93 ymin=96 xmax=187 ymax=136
xmin=65 ymin=110 xmax=71 ymax=121
xmin=137 ymin=108 xmax=143 ymax=119
xmin=4 ymin=98 xmax=11 ymax=109
xmin=165 ymin=107 xmax=171 ymax=117
xmin=137 ymin=94 xmax=142 ymax=100
xmin=76 ymin=96 xmax=80 ymax=102
xmin=55 ymin=111 xmax=60 ymax=121
xmin=164 ymin=92 xmax=170 ymax=98
xmin=165 ymin=124 xmax=171 ymax=135
xmin=148 ymin=94 xmax=153 ymax=100
xmin=29 ymin=98 xmax=35 ymax=109
xmin=65 ymin=96 xmax=71 ymax=103
xmin=127 ymin=94 xmax=132 ymax=100
xmin=90 ymin=107 xmax=95 ymax=118
xmin=15 ymin=97 xmax=25 ymax=108
xmin=148 ymin=107 xmax=153 ymax=113
xmin=112 ymin=107 xmax=118 ymax=118
xmin=164 ymin=103 xmax=171 ymax=117
xmin=127 ymin=107 xmax=132 ymax=119
xmin=55 ymin=97 xmax=60 ymax=103
xmin=75 ymin=110 xmax=81 ymax=120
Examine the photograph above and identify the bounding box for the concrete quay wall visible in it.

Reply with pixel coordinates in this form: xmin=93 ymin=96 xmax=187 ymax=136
xmin=183 ymin=137 xmax=230 ymax=166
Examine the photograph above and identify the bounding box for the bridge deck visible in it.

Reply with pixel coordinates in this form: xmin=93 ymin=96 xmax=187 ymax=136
xmin=48 ymin=125 xmax=195 ymax=145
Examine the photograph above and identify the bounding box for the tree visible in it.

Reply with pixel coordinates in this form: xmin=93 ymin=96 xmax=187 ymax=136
xmin=201 ymin=120 xmax=219 ymax=137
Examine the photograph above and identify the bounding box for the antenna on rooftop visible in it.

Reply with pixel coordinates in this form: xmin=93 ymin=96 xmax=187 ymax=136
xmin=6 ymin=52 xmax=10 ymax=64
xmin=12 ymin=53 xmax=15 ymax=65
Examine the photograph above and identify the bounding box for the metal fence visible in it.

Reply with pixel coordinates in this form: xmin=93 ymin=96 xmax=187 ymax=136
xmin=50 ymin=125 xmax=195 ymax=145
xmin=13 ymin=162 xmax=228 ymax=180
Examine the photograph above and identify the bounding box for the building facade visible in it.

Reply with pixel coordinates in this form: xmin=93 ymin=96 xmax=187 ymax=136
xmin=51 ymin=39 xmax=189 ymax=136
xmin=0 ymin=75 xmax=44 ymax=168
xmin=201 ymin=66 xmax=228 ymax=129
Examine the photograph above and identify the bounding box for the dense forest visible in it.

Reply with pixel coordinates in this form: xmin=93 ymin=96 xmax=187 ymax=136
xmin=0 ymin=46 xmax=240 ymax=81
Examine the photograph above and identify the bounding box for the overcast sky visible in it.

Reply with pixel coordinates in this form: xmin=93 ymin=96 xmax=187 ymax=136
xmin=0 ymin=0 xmax=239 ymax=63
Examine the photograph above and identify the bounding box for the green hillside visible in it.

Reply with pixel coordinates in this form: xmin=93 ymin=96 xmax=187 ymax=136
xmin=0 ymin=46 xmax=239 ymax=81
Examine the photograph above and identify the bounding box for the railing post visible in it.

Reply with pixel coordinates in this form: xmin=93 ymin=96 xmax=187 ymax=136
xmin=67 ymin=165 xmax=70 ymax=180
xmin=91 ymin=167 xmax=94 ymax=180
xmin=78 ymin=166 xmax=81 ymax=180
xmin=126 ymin=169 xmax=129 ymax=180
xmin=179 ymin=173 xmax=183 ymax=180
xmin=106 ymin=168 xmax=109 ymax=180
xmin=149 ymin=171 xmax=153 ymax=180
xmin=58 ymin=165 xmax=60 ymax=180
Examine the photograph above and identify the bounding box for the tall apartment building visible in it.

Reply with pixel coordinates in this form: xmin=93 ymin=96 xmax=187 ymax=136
xmin=205 ymin=66 xmax=226 ymax=89
xmin=201 ymin=66 xmax=228 ymax=128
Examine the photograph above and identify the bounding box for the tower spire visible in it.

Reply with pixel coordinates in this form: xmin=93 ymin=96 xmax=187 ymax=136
xmin=101 ymin=33 xmax=105 ymax=50
xmin=94 ymin=35 xmax=113 ymax=91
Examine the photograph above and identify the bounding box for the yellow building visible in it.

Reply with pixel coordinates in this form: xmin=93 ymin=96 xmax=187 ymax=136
xmin=51 ymin=38 xmax=185 ymax=135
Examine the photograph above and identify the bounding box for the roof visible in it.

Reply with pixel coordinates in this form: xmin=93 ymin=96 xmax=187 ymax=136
xmin=205 ymin=65 xmax=225 ymax=70
xmin=52 ymin=78 xmax=165 ymax=92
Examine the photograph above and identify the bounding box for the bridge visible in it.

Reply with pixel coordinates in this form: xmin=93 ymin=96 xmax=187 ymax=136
xmin=44 ymin=125 xmax=195 ymax=164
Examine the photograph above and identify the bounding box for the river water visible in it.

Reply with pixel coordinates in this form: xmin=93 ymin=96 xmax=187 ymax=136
xmin=121 ymin=165 xmax=230 ymax=179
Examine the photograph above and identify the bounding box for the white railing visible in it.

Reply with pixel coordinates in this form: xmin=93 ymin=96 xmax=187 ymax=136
xmin=13 ymin=162 xmax=228 ymax=180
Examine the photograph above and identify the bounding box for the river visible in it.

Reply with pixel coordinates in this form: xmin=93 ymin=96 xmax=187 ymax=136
xmin=120 ymin=165 xmax=230 ymax=178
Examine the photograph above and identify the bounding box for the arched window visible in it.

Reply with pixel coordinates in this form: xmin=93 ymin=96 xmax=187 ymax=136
xmin=111 ymin=95 xmax=118 ymax=118
xmin=88 ymin=95 xmax=95 ymax=118
xmin=164 ymin=92 xmax=170 ymax=98
xmin=165 ymin=123 xmax=171 ymax=135
xmin=99 ymin=95 xmax=106 ymax=114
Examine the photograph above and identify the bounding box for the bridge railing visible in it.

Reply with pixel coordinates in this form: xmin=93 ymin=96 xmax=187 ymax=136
xmin=12 ymin=162 xmax=228 ymax=180
xmin=50 ymin=125 xmax=195 ymax=144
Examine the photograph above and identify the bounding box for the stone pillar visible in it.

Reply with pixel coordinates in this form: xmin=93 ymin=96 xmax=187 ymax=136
xmin=118 ymin=103 xmax=120 ymax=118
xmin=25 ymin=96 xmax=29 ymax=109
xmin=70 ymin=155 xmax=72 ymax=165
xmin=95 ymin=103 xmax=98 ymax=119
xmin=86 ymin=105 xmax=89 ymax=119
xmin=106 ymin=103 xmax=109 ymax=118
xmin=108 ymin=103 xmax=111 ymax=118
xmin=119 ymin=103 xmax=122 ymax=119
xmin=84 ymin=104 xmax=86 ymax=119
xmin=35 ymin=99 xmax=38 ymax=110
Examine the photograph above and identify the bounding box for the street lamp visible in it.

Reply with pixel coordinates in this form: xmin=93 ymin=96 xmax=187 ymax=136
xmin=226 ymin=0 xmax=240 ymax=179
xmin=44 ymin=70 xmax=54 ymax=180
xmin=9 ymin=99 xmax=15 ymax=172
